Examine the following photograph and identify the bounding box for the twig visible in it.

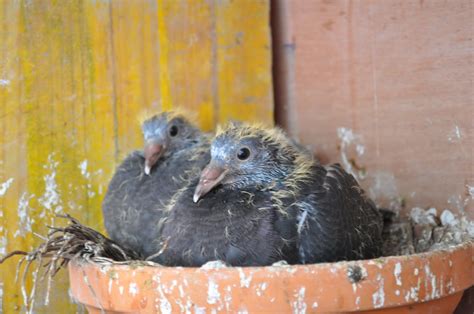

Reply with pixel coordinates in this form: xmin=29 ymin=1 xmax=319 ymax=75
xmin=0 ymin=213 xmax=142 ymax=310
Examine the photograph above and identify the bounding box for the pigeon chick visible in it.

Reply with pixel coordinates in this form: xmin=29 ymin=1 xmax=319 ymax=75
xmin=102 ymin=110 xmax=210 ymax=259
xmin=164 ymin=123 xmax=382 ymax=266
xmin=156 ymin=123 xmax=301 ymax=267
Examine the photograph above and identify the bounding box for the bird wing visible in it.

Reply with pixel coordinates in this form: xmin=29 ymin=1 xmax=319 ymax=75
xmin=296 ymin=163 xmax=383 ymax=263
xmin=102 ymin=151 xmax=147 ymax=253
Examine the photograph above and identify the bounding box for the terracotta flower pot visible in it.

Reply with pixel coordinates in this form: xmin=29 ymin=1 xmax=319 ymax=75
xmin=69 ymin=241 xmax=473 ymax=313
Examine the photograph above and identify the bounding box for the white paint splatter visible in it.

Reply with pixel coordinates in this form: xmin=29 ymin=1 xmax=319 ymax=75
xmin=174 ymin=298 xmax=186 ymax=313
xmin=405 ymin=278 xmax=421 ymax=302
xmin=0 ymin=79 xmax=10 ymax=86
xmin=0 ymin=236 xmax=7 ymax=256
xmin=430 ymin=272 xmax=438 ymax=300
xmin=356 ymin=144 xmax=365 ymax=156
xmin=256 ymin=282 xmax=268 ymax=296
xmin=312 ymin=301 xmax=318 ymax=309
xmin=153 ymin=275 xmax=172 ymax=314
xmin=223 ymin=285 xmax=233 ymax=312
xmin=337 ymin=127 xmax=366 ymax=180
xmin=423 ymin=264 xmax=439 ymax=301
xmin=78 ymin=160 xmax=100 ymax=197
xmin=14 ymin=193 xmax=34 ymax=238
xmin=368 ymin=172 xmax=399 ymax=205
xmin=467 ymin=185 xmax=474 ymax=198
xmin=0 ymin=178 xmax=14 ymax=196
xmin=38 ymin=154 xmax=63 ymax=214
xmin=292 ymin=287 xmax=306 ymax=314
xmin=194 ymin=305 xmax=206 ymax=314
xmin=207 ymin=280 xmax=220 ymax=305
xmin=159 ymin=294 xmax=172 ymax=313
xmin=162 ymin=280 xmax=177 ymax=294
xmin=87 ymin=185 xmax=95 ymax=198
xmin=338 ymin=127 xmax=356 ymax=146
xmin=129 ymin=282 xmax=138 ymax=296
xmin=394 ymin=262 xmax=402 ymax=286
xmin=108 ymin=279 xmax=113 ymax=294
xmin=238 ymin=268 xmax=252 ymax=288
xmin=119 ymin=286 xmax=124 ymax=295
xmin=79 ymin=160 xmax=90 ymax=179
xmin=446 ymin=279 xmax=455 ymax=294
xmin=447 ymin=126 xmax=462 ymax=142
xmin=178 ymin=284 xmax=185 ymax=298
xmin=372 ymin=279 xmax=385 ymax=308
xmin=0 ymin=282 xmax=3 ymax=310
xmin=447 ymin=194 xmax=466 ymax=212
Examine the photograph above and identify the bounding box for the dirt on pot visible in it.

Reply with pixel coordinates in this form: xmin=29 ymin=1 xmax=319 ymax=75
xmin=382 ymin=206 xmax=473 ymax=257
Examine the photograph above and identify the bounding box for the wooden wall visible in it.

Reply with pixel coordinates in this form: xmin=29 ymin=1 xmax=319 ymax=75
xmin=0 ymin=0 xmax=272 ymax=312
xmin=274 ymin=0 xmax=473 ymax=216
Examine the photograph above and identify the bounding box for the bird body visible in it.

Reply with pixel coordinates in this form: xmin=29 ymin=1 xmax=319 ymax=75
xmin=102 ymin=111 xmax=210 ymax=258
xmin=294 ymin=163 xmax=383 ymax=263
xmin=157 ymin=179 xmax=298 ymax=266
xmin=162 ymin=123 xmax=384 ymax=266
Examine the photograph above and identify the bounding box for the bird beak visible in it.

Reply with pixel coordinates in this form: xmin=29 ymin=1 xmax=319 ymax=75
xmin=193 ymin=164 xmax=228 ymax=203
xmin=144 ymin=142 xmax=164 ymax=175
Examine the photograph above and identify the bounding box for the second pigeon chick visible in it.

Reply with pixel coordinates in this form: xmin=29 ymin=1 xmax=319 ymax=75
xmin=158 ymin=123 xmax=382 ymax=266
xmin=102 ymin=111 xmax=210 ymax=259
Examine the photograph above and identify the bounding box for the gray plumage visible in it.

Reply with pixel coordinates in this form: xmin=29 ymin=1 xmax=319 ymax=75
xmin=157 ymin=179 xmax=299 ymax=266
xmin=296 ymin=163 xmax=383 ymax=263
xmin=102 ymin=112 xmax=209 ymax=258
xmin=158 ymin=123 xmax=382 ymax=266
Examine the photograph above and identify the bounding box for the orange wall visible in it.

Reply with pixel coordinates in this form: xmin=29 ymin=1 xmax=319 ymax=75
xmin=274 ymin=0 xmax=473 ymax=216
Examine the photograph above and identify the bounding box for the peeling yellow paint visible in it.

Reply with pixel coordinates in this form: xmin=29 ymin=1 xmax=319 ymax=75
xmin=0 ymin=0 xmax=272 ymax=312
xmin=216 ymin=0 xmax=273 ymax=124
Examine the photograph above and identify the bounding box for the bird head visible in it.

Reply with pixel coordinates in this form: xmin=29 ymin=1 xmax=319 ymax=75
xmin=193 ymin=123 xmax=302 ymax=202
xmin=141 ymin=110 xmax=201 ymax=175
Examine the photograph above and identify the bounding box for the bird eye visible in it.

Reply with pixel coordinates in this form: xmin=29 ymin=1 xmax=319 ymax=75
xmin=169 ymin=125 xmax=178 ymax=137
xmin=237 ymin=147 xmax=251 ymax=160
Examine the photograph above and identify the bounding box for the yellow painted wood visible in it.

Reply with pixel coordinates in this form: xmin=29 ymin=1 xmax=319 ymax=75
xmin=158 ymin=0 xmax=216 ymax=130
xmin=216 ymin=0 xmax=273 ymax=125
xmin=0 ymin=0 xmax=272 ymax=312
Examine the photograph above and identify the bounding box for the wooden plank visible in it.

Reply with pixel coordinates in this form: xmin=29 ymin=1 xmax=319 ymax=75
xmin=157 ymin=0 xmax=215 ymax=130
xmin=279 ymin=0 xmax=473 ymax=215
xmin=0 ymin=1 xmax=25 ymax=311
xmin=0 ymin=0 xmax=272 ymax=312
xmin=216 ymin=0 xmax=273 ymax=125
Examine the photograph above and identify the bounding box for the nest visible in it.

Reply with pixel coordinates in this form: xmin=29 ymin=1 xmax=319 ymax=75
xmin=0 ymin=214 xmax=141 ymax=313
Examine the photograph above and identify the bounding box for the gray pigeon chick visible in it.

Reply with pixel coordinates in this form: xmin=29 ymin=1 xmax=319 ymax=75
xmin=158 ymin=123 xmax=382 ymax=266
xmin=156 ymin=123 xmax=302 ymax=267
xmin=102 ymin=111 xmax=210 ymax=258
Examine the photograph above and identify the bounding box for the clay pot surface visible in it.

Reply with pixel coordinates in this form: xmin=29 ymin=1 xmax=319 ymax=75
xmin=69 ymin=241 xmax=473 ymax=313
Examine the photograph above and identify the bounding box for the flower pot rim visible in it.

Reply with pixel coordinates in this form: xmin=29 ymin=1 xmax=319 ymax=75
xmin=69 ymin=240 xmax=473 ymax=313
xmin=71 ymin=239 xmax=472 ymax=271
